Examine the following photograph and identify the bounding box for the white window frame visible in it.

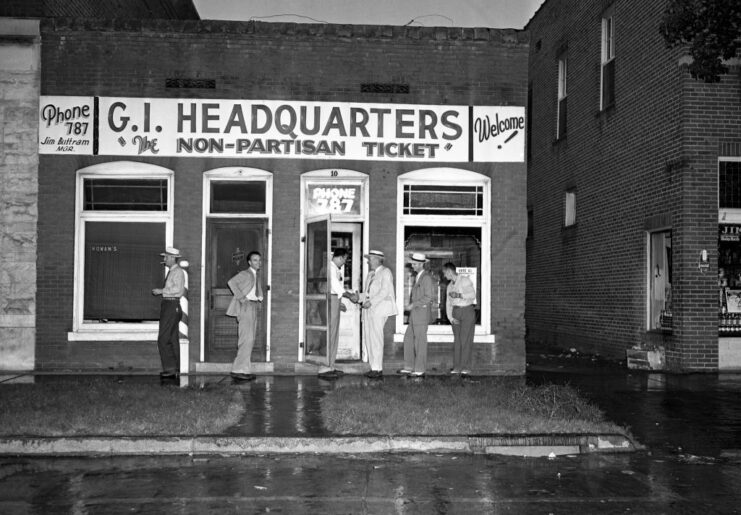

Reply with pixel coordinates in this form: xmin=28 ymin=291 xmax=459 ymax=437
xmin=564 ymin=189 xmax=576 ymax=227
xmin=201 ymin=167 xmax=273 ymax=362
xmin=69 ymin=162 xmax=174 ymax=341
xmin=557 ymin=54 xmax=568 ymax=139
xmin=646 ymin=229 xmax=672 ymax=331
xmin=396 ymin=168 xmax=493 ymax=342
xmin=600 ymin=9 xmax=615 ymax=110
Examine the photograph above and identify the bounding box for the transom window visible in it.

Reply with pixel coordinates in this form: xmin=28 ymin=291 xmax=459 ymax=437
xmin=84 ymin=179 xmax=168 ymax=211
xmin=403 ymin=184 xmax=483 ymax=216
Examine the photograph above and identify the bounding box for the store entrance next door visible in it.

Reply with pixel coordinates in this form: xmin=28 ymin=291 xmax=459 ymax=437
xmin=205 ymin=219 xmax=267 ymax=362
xmin=303 ymin=216 xmax=362 ymax=366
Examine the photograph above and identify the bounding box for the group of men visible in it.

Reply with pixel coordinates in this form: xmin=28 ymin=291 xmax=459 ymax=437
xmin=152 ymin=245 xmax=476 ymax=382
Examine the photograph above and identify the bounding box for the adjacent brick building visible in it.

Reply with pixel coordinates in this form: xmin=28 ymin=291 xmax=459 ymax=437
xmin=14 ymin=17 xmax=529 ymax=374
xmin=526 ymin=0 xmax=741 ymax=371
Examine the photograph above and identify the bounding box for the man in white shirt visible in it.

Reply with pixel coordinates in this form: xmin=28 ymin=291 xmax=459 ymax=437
xmin=151 ymin=247 xmax=185 ymax=379
xmin=318 ymin=248 xmax=353 ymax=380
xmin=443 ymin=262 xmax=477 ymax=376
xmin=226 ymin=251 xmax=264 ymax=382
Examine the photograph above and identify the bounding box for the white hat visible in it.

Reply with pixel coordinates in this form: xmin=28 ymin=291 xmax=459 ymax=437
xmin=160 ymin=247 xmax=181 ymax=258
xmin=410 ymin=252 xmax=427 ymax=262
xmin=363 ymin=249 xmax=385 ymax=259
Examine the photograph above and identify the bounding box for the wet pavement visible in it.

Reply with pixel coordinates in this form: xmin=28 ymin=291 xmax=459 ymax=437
xmin=1 ymin=352 xmax=741 ymax=512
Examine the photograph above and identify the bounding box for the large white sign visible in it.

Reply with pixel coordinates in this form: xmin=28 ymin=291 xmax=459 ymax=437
xmin=40 ymin=96 xmax=525 ymax=163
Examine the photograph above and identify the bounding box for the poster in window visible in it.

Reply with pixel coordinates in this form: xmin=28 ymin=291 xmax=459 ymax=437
xmin=726 ymin=289 xmax=741 ymax=313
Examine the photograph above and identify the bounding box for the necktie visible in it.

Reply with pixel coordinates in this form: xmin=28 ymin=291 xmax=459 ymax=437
xmin=367 ymin=270 xmax=375 ymax=290
xmin=255 ymin=273 xmax=262 ymax=298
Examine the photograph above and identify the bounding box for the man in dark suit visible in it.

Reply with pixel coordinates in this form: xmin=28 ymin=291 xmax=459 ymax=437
xmin=400 ymin=253 xmax=435 ymax=377
xmin=226 ymin=251 xmax=263 ymax=382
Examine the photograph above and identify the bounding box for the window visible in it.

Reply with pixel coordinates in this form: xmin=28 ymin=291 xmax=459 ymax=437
xmin=649 ymin=230 xmax=672 ymax=330
xmin=72 ymin=163 xmax=173 ymax=339
xmin=398 ymin=169 xmax=491 ymax=335
xmin=557 ymin=54 xmax=568 ymax=139
xmin=601 ymin=10 xmax=615 ymax=110
xmin=719 ymin=160 xmax=741 ymax=209
xmin=211 ymin=181 xmax=266 ymax=214
xmin=564 ymin=189 xmax=576 ymax=227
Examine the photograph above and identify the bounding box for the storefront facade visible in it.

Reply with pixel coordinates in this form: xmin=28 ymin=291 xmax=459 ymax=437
xmin=24 ymin=19 xmax=528 ymax=374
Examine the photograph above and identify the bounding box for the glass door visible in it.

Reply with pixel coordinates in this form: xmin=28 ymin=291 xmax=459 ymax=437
xmin=304 ymin=215 xmax=331 ymax=366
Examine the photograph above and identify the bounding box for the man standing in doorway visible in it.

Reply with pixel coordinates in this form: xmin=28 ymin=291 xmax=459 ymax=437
xmin=151 ymin=247 xmax=185 ymax=379
xmin=357 ymin=250 xmax=397 ymax=379
xmin=400 ymin=253 xmax=434 ymax=377
xmin=226 ymin=251 xmax=263 ymax=382
xmin=318 ymin=248 xmax=353 ymax=380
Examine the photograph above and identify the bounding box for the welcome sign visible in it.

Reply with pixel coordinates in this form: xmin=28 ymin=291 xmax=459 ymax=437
xmin=39 ymin=96 xmax=525 ymax=163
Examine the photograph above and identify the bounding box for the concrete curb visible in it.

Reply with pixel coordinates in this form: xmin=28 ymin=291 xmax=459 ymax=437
xmin=0 ymin=434 xmax=640 ymax=457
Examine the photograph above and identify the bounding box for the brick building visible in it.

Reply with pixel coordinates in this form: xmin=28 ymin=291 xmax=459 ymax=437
xmin=5 ymin=16 xmax=528 ymax=374
xmin=526 ymin=0 xmax=741 ymax=371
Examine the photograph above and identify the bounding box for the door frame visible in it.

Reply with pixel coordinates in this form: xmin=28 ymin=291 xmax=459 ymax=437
xmin=299 ymin=169 xmax=369 ymax=362
xmin=201 ymin=167 xmax=273 ymax=363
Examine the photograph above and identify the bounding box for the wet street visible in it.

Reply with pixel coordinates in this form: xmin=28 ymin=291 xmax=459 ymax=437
xmin=1 ymin=359 xmax=741 ymax=513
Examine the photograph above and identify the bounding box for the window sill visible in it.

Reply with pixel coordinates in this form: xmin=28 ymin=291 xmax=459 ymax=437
xmin=552 ymin=135 xmax=567 ymax=146
xmin=596 ymin=103 xmax=615 ymax=117
xmin=68 ymin=329 xmax=158 ymax=342
xmin=393 ymin=331 xmax=495 ymax=344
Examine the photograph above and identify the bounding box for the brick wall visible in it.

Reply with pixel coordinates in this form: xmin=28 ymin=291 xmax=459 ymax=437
xmin=37 ymin=19 xmax=528 ymax=372
xmin=0 ymin=19 xmax=40 ymax=371
xmin=0 ymin=0 xmax=199 ymax=20
xmin=527 ymin=0 xmax=741 ymax=371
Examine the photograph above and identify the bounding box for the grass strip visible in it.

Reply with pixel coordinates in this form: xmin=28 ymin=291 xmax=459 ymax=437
xmin=0 ymin=378 xmax=245 ymax=437
xmin=320 ymin=378 xmax=630 ymax=436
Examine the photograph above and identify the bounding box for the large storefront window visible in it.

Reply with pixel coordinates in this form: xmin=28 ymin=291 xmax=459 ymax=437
xmin=649 ymin=230 xmax=672 ymax=331
xmin=403 ymin=226 xmax=481 ymax=325
xmin=718 ymin=159 xmax=741 ymax=335
xmin=72 ymin=163 xmax=173 ymax=337
xmin=398 ymin=169 xmax=490 ymax=334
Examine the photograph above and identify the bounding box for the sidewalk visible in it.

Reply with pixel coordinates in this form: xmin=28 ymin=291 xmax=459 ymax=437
xmin=0 ymin=369 xmax=639 ymax=457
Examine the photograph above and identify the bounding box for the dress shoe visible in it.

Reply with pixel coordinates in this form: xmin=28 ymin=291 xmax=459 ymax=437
xmin=410 ymin=371 xmax=425 ymax=378
xmin=450 ymin=369 xmax=461 ymax=375
xmin=230 ymin=372 xmax=256 ymax=382
xmin=364 ymin=370 xmax=382 ymax=379
xmin=396 ymin=369 xmax=412 ymax=375
xmin=333 ymin=369 xmax=345 ymax=377
xmin=159 ymin=371 xmax=178 ymax=379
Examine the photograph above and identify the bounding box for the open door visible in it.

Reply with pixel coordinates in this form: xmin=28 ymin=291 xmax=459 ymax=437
xmin=205 ymin=219 xmax=267 ymax=362
xmin=304 ymin=215 xmax=331 ymax=366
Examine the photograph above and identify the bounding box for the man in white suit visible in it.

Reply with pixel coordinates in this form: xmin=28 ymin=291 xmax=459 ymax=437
xmin=226 ymin=251 xmax=263 ymax=382
xmin=357 ymin=250 xmax=397 ymax=379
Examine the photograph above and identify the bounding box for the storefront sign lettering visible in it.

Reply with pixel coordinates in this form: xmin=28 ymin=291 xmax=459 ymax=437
xmin=38 ymin=97 xmax=94 ymax=154
xmin=40 ymin=96 xmax=526 ymax=162
xmin=307 ymin=184 xmax=361 ymax=216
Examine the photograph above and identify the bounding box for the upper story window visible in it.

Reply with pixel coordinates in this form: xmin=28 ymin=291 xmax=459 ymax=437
xmin=564 ymin=189 xmax=577 ymax=227
xmin=557 ymin=54 xmax=568 ymax=139
xmin=601 ymin=9 xmax=616 ymax=110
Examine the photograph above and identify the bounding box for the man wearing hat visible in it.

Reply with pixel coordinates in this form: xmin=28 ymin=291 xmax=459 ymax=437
xmin=400 ymin=253 xmax=435 ymax=377
xmin=151 ymin=247 xmax=185 ymax=379
xmin=356 ymin=250 xmax=397 ymax=378
xmin=226 ymin=251 xmax=263 ymax=382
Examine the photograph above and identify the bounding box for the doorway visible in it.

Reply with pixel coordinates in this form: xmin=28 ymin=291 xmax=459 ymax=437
xmin=303 ymin=217 xmax=363 ymax=366
xmin=205 ymin=219 xmax=267 ymax=362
